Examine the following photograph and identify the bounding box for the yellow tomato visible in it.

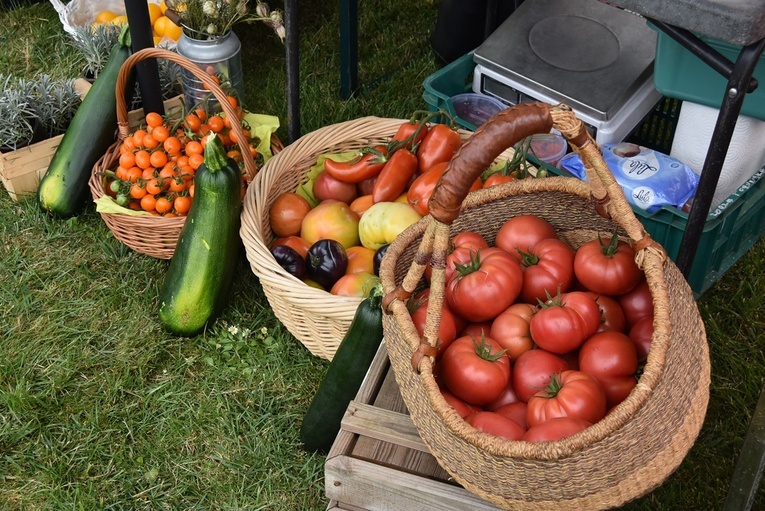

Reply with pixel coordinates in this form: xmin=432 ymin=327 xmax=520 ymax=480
xmin=159 ymin=1 xmax=168 ymax=13
xmin=164 ymin=19 xmax=182 ymax=40
xmin=95 ymin=10 xmax=117 ymax=24
xmin=111 ymin=15 xmax=128 ymax=26
xmin=147 ymin=3 xmax=162 ymax=26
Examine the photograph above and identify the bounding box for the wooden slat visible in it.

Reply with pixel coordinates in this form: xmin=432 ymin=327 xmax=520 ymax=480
xmin=325 ymin=456 xmax=502 ymax=511
xmin=341 ymin=402 xmax=427 ymax=453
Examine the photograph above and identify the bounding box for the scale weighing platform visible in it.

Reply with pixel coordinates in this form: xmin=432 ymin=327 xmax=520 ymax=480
xmin=473 ymin=0 xmax=661 ymax=145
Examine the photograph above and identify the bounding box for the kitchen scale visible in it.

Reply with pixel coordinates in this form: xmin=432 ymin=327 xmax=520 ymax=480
xmin=473 ymin=0 xmax=661 ymax=145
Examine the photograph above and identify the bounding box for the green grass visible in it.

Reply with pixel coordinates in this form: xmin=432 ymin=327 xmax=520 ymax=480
xmin=2 ymin=1 xmax=765 ymax=510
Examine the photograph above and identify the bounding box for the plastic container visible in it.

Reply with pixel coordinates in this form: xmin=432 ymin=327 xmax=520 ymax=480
xmin=422 ymin=52 xmax=765 ymax=297
xmin=450 ymin=92 xmax=508 ymax=128
xmin=650 ymin=24 xmax=765 ymax=121
xmin=521 ymin=132 xmax=567 ymax=167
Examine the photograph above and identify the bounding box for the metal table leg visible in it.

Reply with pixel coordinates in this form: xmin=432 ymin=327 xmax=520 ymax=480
xmin=339 ymin=0 xmax=358 ymax=100
xmin=285 ymin=0 xmax=300 ymax=143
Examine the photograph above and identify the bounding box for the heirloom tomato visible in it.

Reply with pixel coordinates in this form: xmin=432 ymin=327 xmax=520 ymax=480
xmin=358 ymin=202 xmax=422 ymax=250
xmin=345 ymin=245 xmax=376 ymax=275
xmin=526 ymin=370 xmax=607 ymax=427
xmin=517 ymin=238 xmax=575 ymax=303
xmin=445 ymin=248 xmax=522 ymax=322
xmin=559 ymin=291 xmax=601 ymax=338
xmin=489 ymin=302 xmax=536 ymax=361
xmin=312 ymin=170 xmax=358 ymax=204
xmin=574 ymin=232 xmax=642 ymax=296
xmin=617 ymin=277 xmax=654 ymax=328
xmin=461 ymin=321 xmax=493 ymax=338
xmin=585 ymin=292 xmax=627 ymax=333
xmin=440 ymin=336 xmax=511 ymax=405
xmin=329 ymin=271 xmax=379 ymax=297
xmin=409 ymin=288 xmax=466 ymax=356
xmin=494 ymin=402 xmax=528 ymax=430
xmin=441 ymin=388 xmax=481 ymax=419
xmin=300 ymin=200 xmax=360 ymax=249
xmin=269 ymin=192 xmax=312 ymax=238
xmin=578 ymin=331 xmax=639 ymax=409
xmin=271 ymin=235 xmax=311 ymax=259
xmin=628 ymin=315 xmax=654 ymax=361
xmin=512 ymin=349 xmax=570 ymax=403
xmin=495 ymin=214 xmax=558 ymax=261
xmin=466 ymin=411 xmax=526 ymax=441
xmin=522 ymin=417 xmax=592 ymax=442
xmin=529 ymin=292 xmax=597 ymax=354
xmin=485 ymin=380 xmax=521 ymax=412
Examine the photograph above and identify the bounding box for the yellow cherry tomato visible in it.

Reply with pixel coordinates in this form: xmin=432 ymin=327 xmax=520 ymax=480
xmin=111 ymin=15 xmax=128 ymax=26
xmin=95 ymin=10 xmax=117 ymax=24
xmin=147 ymin=3 xmax=162 ymax=26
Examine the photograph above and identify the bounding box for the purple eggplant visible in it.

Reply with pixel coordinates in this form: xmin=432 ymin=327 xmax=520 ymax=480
xmin=271 ymin=244 xmax=307 ymax=280
xmin=306 ymin=239 xmax=348 ymax=290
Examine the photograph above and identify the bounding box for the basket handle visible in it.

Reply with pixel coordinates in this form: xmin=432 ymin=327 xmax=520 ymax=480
xmin=383 ymin=102 xmax=667 ymax=372
xmin=114 ymin=47 xmax=259 ymax=182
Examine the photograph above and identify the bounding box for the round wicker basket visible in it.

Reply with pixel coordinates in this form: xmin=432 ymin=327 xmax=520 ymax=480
xmin=89 ymin=47 xmax=282 ymax=260
xmin=240 ymin=116 xmax=516 ymax=360
xmin=379 ymin=103 xmax=710 ymax=510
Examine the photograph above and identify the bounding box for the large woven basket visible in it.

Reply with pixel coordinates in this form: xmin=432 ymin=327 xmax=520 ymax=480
xmin=379 ymin=103 xmax=710 ymax=510
xmin=240 ymin=116 xmax=516 ymax=360
xmin=89 ymin=47 xmax=282 ymax=260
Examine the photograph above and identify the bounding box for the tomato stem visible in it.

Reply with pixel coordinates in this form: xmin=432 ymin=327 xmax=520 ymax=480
xmin=471 ymin=335 xmax=507 ymax=362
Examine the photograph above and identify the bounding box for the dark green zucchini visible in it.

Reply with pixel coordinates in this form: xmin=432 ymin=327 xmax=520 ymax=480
xmin=157 ymin=134 xmax=241 ymax=336
xmin=300 ymin=286 xmax=385 ymax=453
xmin=38 ymin=25 xmax=133 ymax=217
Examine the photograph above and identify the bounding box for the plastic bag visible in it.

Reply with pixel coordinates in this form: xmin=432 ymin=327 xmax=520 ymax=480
xmin=559 ymin=142 xmax=699 ymax=213
xmin=50 ymin=0 xmax=164 ymax=39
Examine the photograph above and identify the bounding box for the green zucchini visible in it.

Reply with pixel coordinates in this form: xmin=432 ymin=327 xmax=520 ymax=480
xmin=157 ymin=133 xmax=241 ymax=336
xmin=38 ymin=25 xmax=133 ymax=217
xmin=300 ymin=286 xmax=385 ymax=453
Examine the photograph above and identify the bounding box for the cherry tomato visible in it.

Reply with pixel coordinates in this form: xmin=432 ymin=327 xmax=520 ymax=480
xmin=526 ymin=370 xmax=607 ymax=427
xmin=512 ymin=349 xmax=570 ymax=403
xmin=578 ymin=331 xmax=638 ymax=409
xmin=574 ymin=232 xmax=643 ymax=296
xmin=439 ymin=336 xmax=511 ymax=405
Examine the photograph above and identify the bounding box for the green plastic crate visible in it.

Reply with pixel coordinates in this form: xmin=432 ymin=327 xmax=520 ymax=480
xmin=422 ymin=52 xmax=765 ymax=297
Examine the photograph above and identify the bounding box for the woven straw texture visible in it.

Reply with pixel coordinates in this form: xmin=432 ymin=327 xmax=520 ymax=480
xmin=379 ymin=103 xmax=710 ymax=510
xmin=89 ymin=47 xmax=281 ymax=260
xmin=240 ymin=116 xmax=515 ymax=360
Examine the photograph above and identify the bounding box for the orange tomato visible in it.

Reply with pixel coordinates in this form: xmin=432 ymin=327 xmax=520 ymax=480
xmin=269 ymin=192 xmax=313 ymax=238
xmin=330 ymin=272 xmax=379 ymax=297
xmin=349 ymin=194 xmax=375 ymax=217
xmin=173 ymin=195 xmax=192 ymax=215
xmin=145 ymin=111 xmax=164 ymax=128
xmin=155 ymin=196 xmax=173 ymax=214
xmin=345 ymin=246 xmax=376 ymax=275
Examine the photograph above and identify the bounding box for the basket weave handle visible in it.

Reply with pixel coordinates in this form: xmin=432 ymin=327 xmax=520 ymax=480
xmin=384 ymin=102 xmax=666 ymax=372
xmin=114 ymin=47 xmax=258 ymax=182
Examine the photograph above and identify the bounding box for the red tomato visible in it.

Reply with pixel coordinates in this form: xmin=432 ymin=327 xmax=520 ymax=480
xmin=494 ymin=401 xmax=528 ymax=430
xmin=329 ymin=271 xmax=378 ymax=297
xmin=512 ymin=349 xmax=570 ymax=403
xmin=391 ymin=120 xmax=428 ymax=150
xmin=574 ymin=233 xmax=643 ymax=296
xmin=409 ymin=288 xmax=465 ymax=356
xmin=522 ymin=417 xmax=592 ymax=442
xmin=585 ymin=292 xmax=627 ymax=333
xmin=416 ymin=123 xmax=462 ymax=173
xmin=559 ymin=291 xmax=601 ymax=339
xmin=482 ymin=173 xmax=516 ymax=188
xmin=617 ymin=277 xmax=654 ymax=328
xmin=407 ymin=162 xmax=481 ymax=216
xmin=372 ymin=147 xmax=419 ymax=203
xmin=628 ymin=315 xmax=654 ymax=361
xmin=313 ymin=170 xmax=358 ymax=204
xmin=526 ymin=370 xmax=607 ymax=427
xmin=530 ymin=296 xmax=592 ymax=354
xmin=579 ymin=331 xmax=638 ymax=409
xmin=517 ymin=238 xmax=576 ymax=304
xmin=495 ymin=214 xmax=558 ymax=261
xmin=441 ymin=389 xmax=481 ymax=419
xmin=485 ymin=380 xmax=521 ymax=411
xmin=451 ymin=231 xmax=489 ymax=252
xmin=489 ymin=302 xmax=536 ymax=362
xmin=446 ymin=248 xmax=523 ymax=322
xmin=461 ymin=321 xmax=493 ymax=338
xmin=323 ymin=145 xmax=388 ymax=183
xmin=439 ymin=336 xmax=511 ymax=405
xmin=466 ymin=411 xmax=526 ymax=441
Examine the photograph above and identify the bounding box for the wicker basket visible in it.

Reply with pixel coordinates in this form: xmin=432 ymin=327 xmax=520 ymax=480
xmin=240 ymin=116 xmax=517 ymax=360
xmin=88 ymin=47 xmax=282 ymax=260
xmin=379 ymin=103 xmax=710 ymax=511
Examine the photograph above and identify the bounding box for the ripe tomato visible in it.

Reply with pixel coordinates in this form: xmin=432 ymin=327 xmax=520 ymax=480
xmin=517 ymin=238 xmax=576 ymax=303
xmin=439 ymin=336 xmax=511 ymax=405
xmin=460 ymin=321 xmax=492 ymax=338
xmin=313 ymin=170 xmax=358 ymax=204
xmin=271 ymin=236 xmax=311 ymax=259
xmin=579 ymin=331 xmax=639 ymax=409
xmin=409 ymin=288 xmax=466 ymax=356
xmin=628 ymin=315 xmax=654 ymax=361
xmin=451 ymin=231 xmax=489 ymax=251
xmin=345 ymin=245 xmax=376 ymax=275
xmin=269 ymin=192 xmax=312 ymax=238
xmin=495 ymin=214 xmax=558 ymax=261
xmin=574 ymin=233 xmax=643 ymax=296
xmin=512 ymin=349 xmax=570 ymax=403
xmin=489 ymin=302 xmax=536 ymax=362
xmin=372 ymin=147 xmax=419 ymax=203
xmin=529 ymin=293 xmax=595 ymax=354
xmin=392 ymin=120 xmax=428 ymax=150
xmin=526 ymin=370 xmax=607 ymax=427
xmin=522 ymin=417 xmax=592 ymax=442
xmin=617 ymin=277 xmax=654 ymax=328
xmin=559 ymin=291 xmax=601 ymax=338
xmin=441 ymin=388 xmax=481 ymax=419
xmin=466 ymin=411 xmax=526 ymax=441
xmin=407 ymin=162 xmax=482 ymax=216
xmin=585 ymin=292 xmax=627 ymax=333
xmin=494 ymin=401 xmax=528 ymax=430
xmin=417 ymin=123 xmax=462 ymax=173
xmin=446 ymin=248 xmax=523 ymax=322
xmin=329 ymin=271 xmax=379 ymax=297
xmin=485 ymin=380 xmax=521 ymax=411
xmin=300 ymin=199 xmax=360 ymax=249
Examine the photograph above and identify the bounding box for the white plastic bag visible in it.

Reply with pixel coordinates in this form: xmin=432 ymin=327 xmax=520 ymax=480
xmin=50 ymin=0 xmax=164 ymax=38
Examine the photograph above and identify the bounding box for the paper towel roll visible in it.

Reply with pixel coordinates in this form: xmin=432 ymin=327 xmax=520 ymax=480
xmin=670 ymin=101 xmax=765 ymax=208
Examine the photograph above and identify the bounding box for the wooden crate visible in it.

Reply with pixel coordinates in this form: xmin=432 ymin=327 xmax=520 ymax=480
xmin=325 ymin=341 xmax=503 ymax=511
xmin=0 ymin=86 xmax=183 ymax=202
